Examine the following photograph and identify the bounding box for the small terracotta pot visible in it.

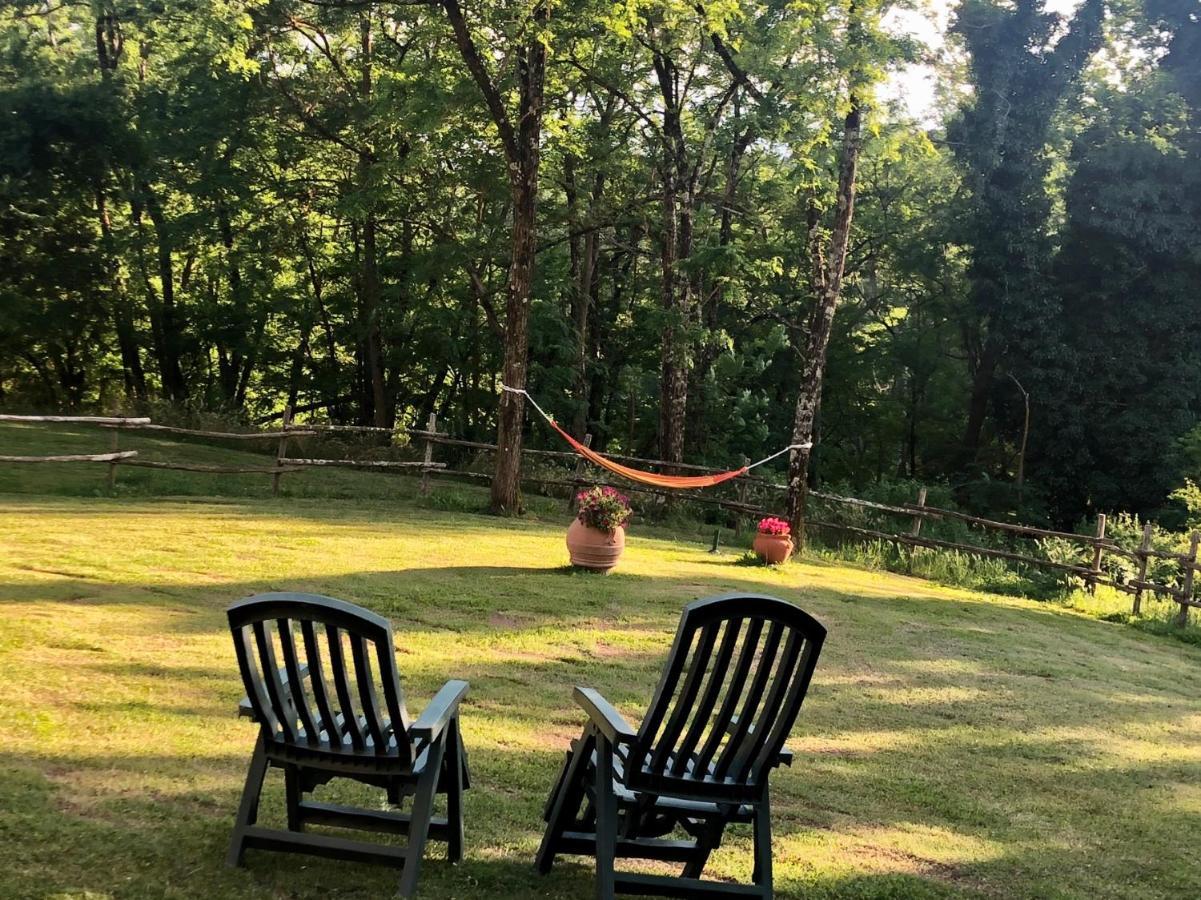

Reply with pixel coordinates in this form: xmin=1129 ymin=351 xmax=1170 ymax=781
xmin=567 ymin=518 xmax=626 ymax=573
xmin=753 ymin=533 xmax=793 ymax=565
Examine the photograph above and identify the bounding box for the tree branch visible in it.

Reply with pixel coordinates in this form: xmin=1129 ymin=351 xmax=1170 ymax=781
xmin=440 ymin=0 xmax=519 ymax=167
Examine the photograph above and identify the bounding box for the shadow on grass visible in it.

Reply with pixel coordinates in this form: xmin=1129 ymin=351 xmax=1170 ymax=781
xmin=4 ymin=553 xmax=1201 ymax=898
xmin=3 ymin=723 xmax=1199 ymax=900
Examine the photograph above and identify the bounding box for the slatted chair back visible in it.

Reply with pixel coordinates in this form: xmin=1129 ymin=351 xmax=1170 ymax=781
xmin=628 ymin=593 xmax=826 ymax=803
xmin=228 ymin=592 xmax=413 ymax=765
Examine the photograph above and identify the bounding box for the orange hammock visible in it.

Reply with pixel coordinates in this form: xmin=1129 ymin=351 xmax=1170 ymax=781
xmin=503 ymin=385 xmax=809 ymax=490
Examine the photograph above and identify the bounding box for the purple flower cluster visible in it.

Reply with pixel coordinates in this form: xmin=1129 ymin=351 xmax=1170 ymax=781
xmin=576 ymin=486 xmax=633 ymax=534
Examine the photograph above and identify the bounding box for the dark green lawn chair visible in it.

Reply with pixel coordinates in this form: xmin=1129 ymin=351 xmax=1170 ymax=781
xmin=226 ymin=592 xmax=469 ymax=897
xmin=537 ymin=593 xmax=826 ymax=899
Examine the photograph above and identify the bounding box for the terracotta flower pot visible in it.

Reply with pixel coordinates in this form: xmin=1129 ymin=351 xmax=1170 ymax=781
xmin=567 ymin=518 xmax=626 ymax=573
xmin=753 ymin=533 xmax=793 ymax=564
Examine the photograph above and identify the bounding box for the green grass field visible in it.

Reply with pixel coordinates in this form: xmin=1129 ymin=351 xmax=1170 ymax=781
xmin=2 ymin=424 xmax=1200 ymax=898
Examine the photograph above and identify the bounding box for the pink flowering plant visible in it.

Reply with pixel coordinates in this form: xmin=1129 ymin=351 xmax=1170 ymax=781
xmin=576 ymin=486 xmax=633 ymax=534
xmin=757 ymin=516 xmax=791 ymax=537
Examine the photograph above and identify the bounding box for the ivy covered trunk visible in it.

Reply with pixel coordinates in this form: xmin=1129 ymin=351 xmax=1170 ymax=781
xmin=786 ymin=100 xmax=864 ymax=548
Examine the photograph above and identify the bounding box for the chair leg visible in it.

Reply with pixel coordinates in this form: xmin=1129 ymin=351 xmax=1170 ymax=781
xmin=536 ymin=729 xmax=595 ymax=874
xmin=681 ymin=836 xmax=713 ymax=879
xmin=398 ymin=737 xmax=447 ymax=898
xmin=226 ymin=734 xmax=269 ymax=868
xmin=752 ymin=790 xmax=773 ymax=896
xmin=681 ymin=816 xmax=725 ymax=879
xmin=593 ymin=734 xmax=617 ymax=900
xmin=444 ymin=717 xmax=465 ymax=864
xmin=284 ymin=765 xmax=304 ymax=832
xmin=543 ymin=749 xmax=574 ymax=823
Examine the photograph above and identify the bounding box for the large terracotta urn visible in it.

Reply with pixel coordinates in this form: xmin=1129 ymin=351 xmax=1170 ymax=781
xmin=567 ymin=518 xmax=626 ymax=573
xmin=753 ymin=533 xmax=793 ymax=565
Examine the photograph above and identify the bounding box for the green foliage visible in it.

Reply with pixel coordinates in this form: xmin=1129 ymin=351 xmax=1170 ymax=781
xmin=0 ymin=0 xmax=1199 ymax=532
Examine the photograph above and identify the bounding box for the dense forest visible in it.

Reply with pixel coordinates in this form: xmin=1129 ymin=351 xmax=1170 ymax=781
xmin=1 ymin=0 xmax=1199 ymax=526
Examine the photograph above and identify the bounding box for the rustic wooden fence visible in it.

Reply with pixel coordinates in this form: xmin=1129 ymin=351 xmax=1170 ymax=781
xmin=3 ymin=411 xmax=1198 ymax=626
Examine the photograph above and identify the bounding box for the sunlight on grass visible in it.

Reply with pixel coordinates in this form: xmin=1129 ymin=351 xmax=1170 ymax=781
xmin=1 ymin=494 xmax=1199 ymax=898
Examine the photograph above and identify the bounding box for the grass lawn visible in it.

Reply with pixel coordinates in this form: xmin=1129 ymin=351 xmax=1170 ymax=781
xmin=1 ymin=430 xmax=1199 ymax=898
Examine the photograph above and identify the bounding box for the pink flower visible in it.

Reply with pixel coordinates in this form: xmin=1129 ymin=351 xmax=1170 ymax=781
xmin=758 ymin=516 xmax=790 ymax=536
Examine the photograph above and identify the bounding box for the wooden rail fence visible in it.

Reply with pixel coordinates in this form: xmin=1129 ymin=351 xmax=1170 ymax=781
xmin=3 ymin=411 xmax=1197 ymax=626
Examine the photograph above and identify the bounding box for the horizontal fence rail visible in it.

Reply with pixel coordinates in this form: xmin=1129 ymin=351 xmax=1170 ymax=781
xmin=2 ymin=409 xmax=1197 ymax=626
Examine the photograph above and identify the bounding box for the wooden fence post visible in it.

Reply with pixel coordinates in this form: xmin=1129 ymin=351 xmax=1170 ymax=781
xmin=272 ymin=405 xmax=293 ymax=497
xmin=906 ymin=486 xmax=927 ymax=574
xmin=420 ymin=413 xmax=438 ymax=497
xmin=734 ymin=456 xmax=749 ymax=535
xmin=1177 ymin=532 xmax=1199 ymax=628
xmin=1133 ymin=520 xmax=1153 ymax=616
xmin=565 ymin=433 xmax=592 ymax=510
xmin=107 ymin=426 xmax=120 ymax=491
xmin=1087 ymin=513 xmax=1107 ymax=594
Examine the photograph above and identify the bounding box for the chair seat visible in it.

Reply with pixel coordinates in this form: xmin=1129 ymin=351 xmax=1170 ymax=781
xmin=593 ymin=745 xmax=755 ymax=819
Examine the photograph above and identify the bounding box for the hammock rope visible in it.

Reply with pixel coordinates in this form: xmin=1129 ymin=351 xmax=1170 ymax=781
xmin=501 ymin=385 xmax=810 ymax=490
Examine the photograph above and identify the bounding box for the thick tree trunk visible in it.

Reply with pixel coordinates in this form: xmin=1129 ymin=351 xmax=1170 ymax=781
xmin=492 ymin=173 xmax=538 ymax=513
xmin=786 ymin=100 xmax=864 ymax=548
xmin=440 ymin=0 xmax=547 ymax=514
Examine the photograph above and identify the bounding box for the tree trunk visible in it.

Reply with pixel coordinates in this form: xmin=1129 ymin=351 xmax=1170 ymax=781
xmin=357 ymin=15 xmax=388 ymax=428
xmin=492 ymin=168 xmax=539 ymax=512
xmin=440 ymin=0 xmax=548 ymax=514
xmin=361 ymin=209 xmax=388 ymax=426
xmin=786 ymin=99 xmax=864 ymax=547
xmin=961 ymin=339 xmax=999 ymax=466
xmin=653 ymin=51 xmax=693 ymax=468
xmin=688 ymin=119 xmax=751 ymax=453
xmin=96 ymin=189 xmax=147 ymax=400
xmin=140 ymin=184 xmax=188 ymax=401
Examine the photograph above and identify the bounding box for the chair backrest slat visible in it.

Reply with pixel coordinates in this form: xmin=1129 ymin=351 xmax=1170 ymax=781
xmin=252 ymin=620 xmax=298 ymax=744
xmin=233 ymin=624 xmax=282 ymax=736
xmin=300 ymin=619 xmax=339 ymax=748
xmin=636 ymin=620 xmax=699 ymax=748
xmin=670 ymin=618 xmax=743 ymax=776
xmin=727 ymin=627 xmax=803 ymax=780
xmin=712 ymin=620 xmax=784 ymax=780
xmin=693 ymin=617 xmax=763 ymax=773
xmin=649 ymin=621 xmax=720 ymax=773
xmin=228 ymin=593 xmax=412 ymax=764
xmin=276 ymin=618 xmax=319 ymax=745
xmin=375 ymin=639 xmax=410 ymax=740
xmin=748 ymin=638 xmax=821 ymax=777
xmin=325 ymin=624 xmax=366 ymax=751
xmin=626 ymin=594 xmax=826 ymax=803
xmin=350 ymin=633 xmax=389 ymax=750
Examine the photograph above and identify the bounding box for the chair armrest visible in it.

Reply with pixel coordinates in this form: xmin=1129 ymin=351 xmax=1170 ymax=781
xmin=574 ymin=687 xmax=636 ymax=746
xmin=237 ymin=664 xmax=308 ymax=720
xmin=410 ymin=679 xmax=469 ymax=743
xmin=727 ymin=714 xmax=794 ymax=767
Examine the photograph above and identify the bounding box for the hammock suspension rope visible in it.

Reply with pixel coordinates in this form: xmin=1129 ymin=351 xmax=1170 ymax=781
xmin=501 ymin=385 xmax=810 ymax=490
